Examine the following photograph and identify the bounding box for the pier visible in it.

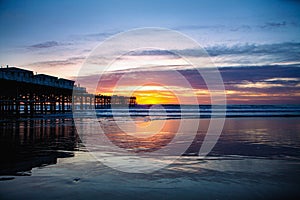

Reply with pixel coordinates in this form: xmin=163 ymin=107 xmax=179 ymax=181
xmin=0 ymin=66 xmax=136 ymax=116
xmin=94 ymin=94 xmax=137 ymax=109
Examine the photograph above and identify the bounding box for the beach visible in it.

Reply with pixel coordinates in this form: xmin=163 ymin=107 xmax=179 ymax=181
xmin=1 ymin=0 xmax=300 ymax=199
xmin=0 ymin=110 xmax=300 ymax=199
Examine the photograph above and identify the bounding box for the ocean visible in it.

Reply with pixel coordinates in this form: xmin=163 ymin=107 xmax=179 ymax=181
xmin=0 ymin=105 xmax=300 ymax=199
xmin=95 ymin=104 xmax=300 ymax=117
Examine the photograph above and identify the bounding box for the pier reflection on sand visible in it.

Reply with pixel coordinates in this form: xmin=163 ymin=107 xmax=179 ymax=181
xmin=0 ymin=118 xmax=80 ymax=175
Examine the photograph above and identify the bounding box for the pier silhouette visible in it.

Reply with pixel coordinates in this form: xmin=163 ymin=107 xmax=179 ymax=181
xmin=0 ymin=66 xmax=136 ymax=116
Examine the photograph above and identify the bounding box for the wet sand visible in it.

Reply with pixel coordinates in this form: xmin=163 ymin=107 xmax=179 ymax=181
xmin=0 ymin=117 xmax=300 ymax=199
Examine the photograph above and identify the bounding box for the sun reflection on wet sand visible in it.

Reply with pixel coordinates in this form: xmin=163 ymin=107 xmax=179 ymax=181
xmin=99 ymin=117 xmax=180 ymax=152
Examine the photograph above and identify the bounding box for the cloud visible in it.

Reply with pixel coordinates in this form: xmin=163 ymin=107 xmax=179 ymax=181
xmin=69 ymin=30 xmax=120 ymax=41
xmin=115 ymin=42 xmax=300 ymax=60
xmin=219 ymin=65 xmax=300 ymax=83
xmin=28 ymin=41 xmax=61 ymax=49
xmin=174 ymin=24 xmax=225 ymax=31
xmin=264 ymin=78 xmax=299 ymax=82
xmin=127 ymin=49 xmax=179 ymax=57
xmin=236 ymin=81 xmax=285 ymax=89
xmin=73 ymin=64 xmax=300 ymax=104
xmin=116 ymin=42 xmax=300 ymax=68
xmin=28 ymin=56 xmax=85 ymax=67
xmin=174 ymin=20 xmax=298 ymax=33
xmin=75 ymin=64 xmax=300 ymax=89
xmin=260 ymin=21 xmax=287 ymax=29
xmin=202 ymin=42 xmax=300 ymax=58
xmin=27 ymin=31 xmax=117 ymax=51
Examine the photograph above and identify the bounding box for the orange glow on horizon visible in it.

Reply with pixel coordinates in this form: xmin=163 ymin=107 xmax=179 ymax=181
xmin=132 ymin=85 xmax=179 ymax=105
xmin=95 ymin=84 xmax=300 ymax=105
xmin=97 ymin=84 xmax=180 ymax=105
xmin=134 ymin=92 xmax=178 ymax=105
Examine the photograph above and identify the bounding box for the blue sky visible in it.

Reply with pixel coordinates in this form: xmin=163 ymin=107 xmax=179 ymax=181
xmin=0 ymin=0 xmax=299 ymax=104
xmin=1 ymin=0 xmax=299 ymax=43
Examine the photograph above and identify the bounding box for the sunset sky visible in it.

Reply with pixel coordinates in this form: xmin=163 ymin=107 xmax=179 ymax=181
xmin=0 ymin=0 xmax=299 ymax=104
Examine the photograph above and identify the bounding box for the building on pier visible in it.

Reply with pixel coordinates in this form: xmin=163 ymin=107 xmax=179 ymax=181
xmin=0 ymin=66 xmax=74 ymax=115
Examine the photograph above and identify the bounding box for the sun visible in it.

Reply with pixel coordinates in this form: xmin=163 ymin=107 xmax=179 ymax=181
xmin=132 ymin=84 xmax=179 ymax=105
